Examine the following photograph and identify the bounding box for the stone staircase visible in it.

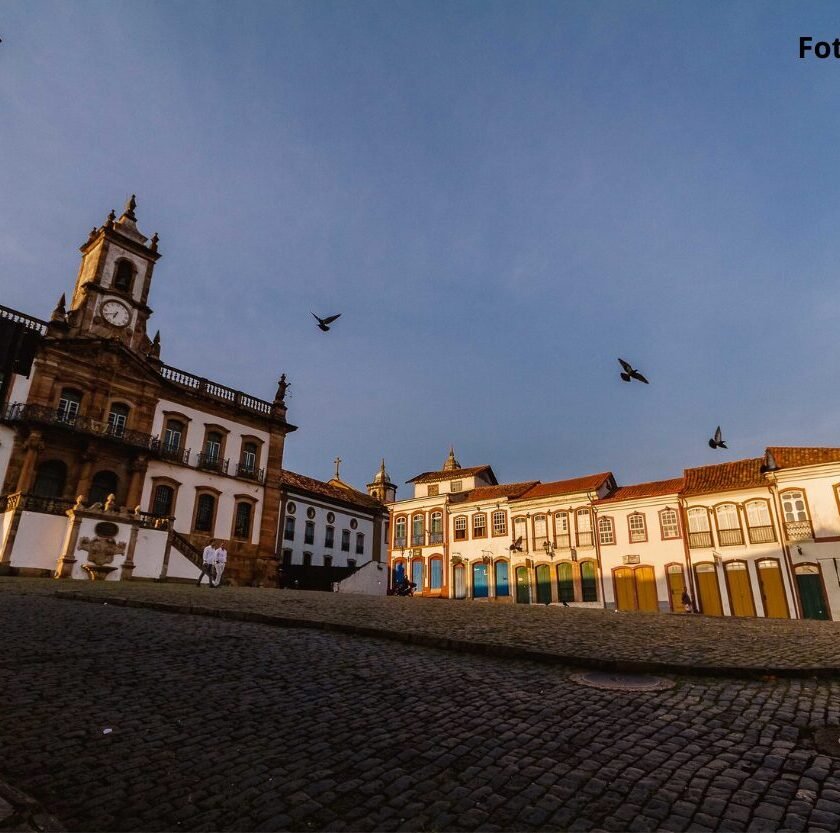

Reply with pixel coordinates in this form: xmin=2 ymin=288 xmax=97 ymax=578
xmin=169 ymin=530 xmax=204 ymax=570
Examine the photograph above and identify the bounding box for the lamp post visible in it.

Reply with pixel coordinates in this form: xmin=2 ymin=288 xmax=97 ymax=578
xmin=542 ymin=540 xmax=555 ymax=560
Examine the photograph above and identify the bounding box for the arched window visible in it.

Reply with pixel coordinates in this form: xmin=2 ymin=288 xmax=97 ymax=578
xmin=152 ymin=484 xmax=174 ymax=517
xmin=89 ymin=470 xmax=118 ymax=505
xmin=412 ymin=514 xmax=424 ymax=546
xmin=745 ymin=500 xmax=775 ymax=544
xmin=659 ymin=508 xmax=680 ymax=539
xmin=107 ymin=402 xmax=129 ymax=437
xmin=194 ymin=493 xmax=216 ymax=533
xmin=233 ymin=501 xmax=253 ymax=540
xmin=598 ymin=516 xmax=615 ymax=546
xmin=430 ymin=511 xmax=443 ymax=543
xmin=686 ymin=507 xmax=713 ymax=548
xmin=580 ymin=560 xmax=598 ymax=602
xmin=113 ymin=259 xmax=135 ymax=292
xmin=32 ymin=460 xmax=67 ymax=498
xmin=715 ymin=503 xmax=743 ymax=546
xmin=394 ymin=516 xmax=407 ymax=547
xmin=57 ymin=388 xmax=82 ymax=424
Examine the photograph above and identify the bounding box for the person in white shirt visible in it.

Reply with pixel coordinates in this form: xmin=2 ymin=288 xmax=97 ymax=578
xmin=213 ymin=542 xmax=228 ymax=587
xmin=197 ymin=539 xmax=216 ymax=587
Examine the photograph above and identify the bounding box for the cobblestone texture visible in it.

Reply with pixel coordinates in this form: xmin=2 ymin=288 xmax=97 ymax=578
xmin=2 ymin=582 xmax=840 ymax=831
xmin=3 ymin=577 xmax=839 ymax=674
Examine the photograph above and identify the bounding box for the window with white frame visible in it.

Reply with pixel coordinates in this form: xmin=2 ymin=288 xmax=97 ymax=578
xmin=576 ymin=509 xmax=593 ymax=546
xmin=628 ymin=513 xmax=647 ymax=543
xmin=715 ymin=503 xmax=743 ymax=546
xmin=781 ymin=491 xmax=808 ymax=522
xmin=686 ymin=507 xmax=713 ymax=548
xmin=745 ymin=500 xmax=775 ymax=544
xmin=430 ymin=511 xmax=443 ymax=543
xmin=473 ymin=513 xmax=487 ymax=538
xmin=394 ymin=517 xmax=407 ymax=547
xmin=554 ymin=512 xmax=570 ymax=547
xmin=412 ymin=514 xmax=424 ymax=545
xmin=513 ymin=516 xmax=528 ymax=549
xmin=659 ymin=508 xmax=680 ymax=539
xmin=533 ymin=514 xmax=547 ymax=547
xmin=598 ymin=516 xmax=615 ymax=545
xmin=492 ymin=510 xmax=507 ymax=536
xmin=450 ymin=480 xmax=462 ymax=493
xmin=454 ymin=516 xmax=467 ymax=541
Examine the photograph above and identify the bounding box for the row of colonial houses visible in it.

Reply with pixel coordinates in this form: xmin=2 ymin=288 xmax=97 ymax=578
xmin=387 ymin=448 xmax=840 ymax=620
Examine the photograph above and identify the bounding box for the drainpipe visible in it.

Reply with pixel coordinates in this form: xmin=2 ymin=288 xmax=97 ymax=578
xmin=678 ymin=496 xmax=698 ymax=609
xmin=589 ymin=492 xmax=607 ymax=609
xmin=767 ymin=474 xmax=802 ymax=619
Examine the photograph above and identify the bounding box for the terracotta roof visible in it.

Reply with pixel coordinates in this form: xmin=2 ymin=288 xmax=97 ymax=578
xmin=595 ymin=477 xmax=684 ymax=504
xmin=407 ymin=465 xmax=497 ymax=485
xmin=449 ymin=481 xmax=540 ymax=504
xmin=276 ymin=470 xmax=384 ymax=511
xmin=681 ymin=458 xmax=767 ymax=496
xmin=512 ymin=473 xmax=613 ymax=501
xmin=766 ymin=447 xmax=840 ymax=470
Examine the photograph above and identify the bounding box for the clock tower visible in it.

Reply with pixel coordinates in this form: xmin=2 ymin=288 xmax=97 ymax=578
xmin=61 ymin=195 xmax=161 ymax=353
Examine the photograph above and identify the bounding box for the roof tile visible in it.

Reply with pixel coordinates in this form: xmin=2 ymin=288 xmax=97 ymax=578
xmin=595 ymin=477 xmax=684 ymax=504
xmin=277 ymin=470 xmax=384 ymax=511
xmin=407 ymin=465 xmax=497 ymax=485
xmin=681 ymin=459 xmax=767 ymax=496
xmin=767 ymin=447 xmax=840 ymax=470
xmin=513 ymin=472 xmax=613 ymax=501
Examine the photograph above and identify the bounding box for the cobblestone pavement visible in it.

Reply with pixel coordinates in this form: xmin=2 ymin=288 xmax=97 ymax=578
xmin=3 ymin=589 xmax=840 ymax=832
xmin=3 ymin=577 xmax=840 ymax=675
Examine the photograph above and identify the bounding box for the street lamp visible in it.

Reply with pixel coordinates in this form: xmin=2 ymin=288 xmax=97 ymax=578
xmin=542 ymin=540 xmax=555 ymax=560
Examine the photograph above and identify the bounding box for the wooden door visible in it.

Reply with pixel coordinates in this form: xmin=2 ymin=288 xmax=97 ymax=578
xmin=796 ymin=565 xmax=828 ymax=620
xmin=515 ymin=566 xmax=530 ymax=604
xmin=757 ymin=559 xmax=789 ymax=619
xmin=634 ymin=566 xmax=658 ymax=612
xmin=613 ymin=567 xmax=636 ymax=611
xmin=472 ymin=563 xmax=489 ymax=598
xmin=535 ymin=564 xmax=552 ymax=604
xmin=694 ymin=563 xmax=723 ymax=616
xmin=725 ymin=562 xmax=756 ymax=617
xmin=453 ymin=564 xmax=466 ymax=599
xmin=666 ymin=564 xmax=685 ymax=612
xmin=557 ymin=561 xmax=574 ymax=603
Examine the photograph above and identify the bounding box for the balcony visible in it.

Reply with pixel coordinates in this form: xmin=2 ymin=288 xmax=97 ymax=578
xmin=429 ymin=532 xmax=443 ymax=544
xmin=235 ymin=462 xmax=265 ymax=483
xmin=160 ymin=443 xmax=191 ymax=465
xmin=196 ymin=453 xmax=229 ymax=475
xmin=747 ymin=525 xmax=775 ymax=544
xmin=555 ymin=534 xmax=571 ymax=549
xmin=411 ymin=535 xmax=424 ymax=546
xmin=689 ymin=531 xmax=713 ymax=549
xmin=785 ymin=520 xmax=813 ymax=542
xmin=394 ymin=536 xmax=407 ymax=548
xmin=717 ymin=527 xmax=744 ymax=546
xmin=576 ymin=532 xmax=593 ymax=548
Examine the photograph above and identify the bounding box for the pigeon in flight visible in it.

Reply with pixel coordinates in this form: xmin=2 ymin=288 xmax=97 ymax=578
xmin=618 ymin=358 xmax=649 ymax=384
xmin=509 ymin=536 xmax=523 ymax=552
xmin=312 ymin=313 xmax=341 ymax=332
xmin=708 ymin=426 xmax=728 ymax=449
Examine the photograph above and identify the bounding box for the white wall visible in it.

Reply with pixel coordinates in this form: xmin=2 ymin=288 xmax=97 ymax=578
xmin=165 ymin=546 xmax=202 ymax=580
xmin=10 ymin=512 xmax=68 ymax=571
xmin=131 ymin=528 xmax=169 ymax=579
xmin=336 ymin=560 xmax=388 ymax=595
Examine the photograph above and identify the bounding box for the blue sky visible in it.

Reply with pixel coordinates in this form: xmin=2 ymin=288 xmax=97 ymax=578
xmin=2 ymin=1 xmax=840 ymax=495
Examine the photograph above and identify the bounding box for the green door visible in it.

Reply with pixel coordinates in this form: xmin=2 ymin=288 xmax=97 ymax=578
xmin=796 ymin=566 xmax=828 ymax=620
xmin=535 ymin=564 xmax=552 ymax=604
xmin=515 ymin=566 xmax=530 ymax=604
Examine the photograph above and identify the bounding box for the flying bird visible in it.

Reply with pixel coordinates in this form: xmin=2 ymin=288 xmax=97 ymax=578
xmin=618 ymin=358 xmax=649 ymax=384
xmin=708 ymin=426 xmax=728 ymax=449
xmin=312 ymin=312 xmax=341 ymax=332
xmin=509 ymin=536 xmax=523 ymax=552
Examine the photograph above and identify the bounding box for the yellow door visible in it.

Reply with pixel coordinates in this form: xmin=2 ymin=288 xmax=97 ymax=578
xmin=694 ymin=563 xmax=722 ymax=616
xmin=725 ymin=562 xmax=756 ymax=617
xmin=666 ymin=565 xmax=685 ymax=612
xmin=635 ymin=566 xmax=659 ymax=612
xmin=757 ymin=559 xmax=789 ymax=619
xmin=613 ymin=568 xmax=636 ymax=611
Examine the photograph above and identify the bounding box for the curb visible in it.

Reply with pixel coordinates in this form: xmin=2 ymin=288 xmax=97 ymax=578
xmin=53 ymin=590 xmax=839 ymax=680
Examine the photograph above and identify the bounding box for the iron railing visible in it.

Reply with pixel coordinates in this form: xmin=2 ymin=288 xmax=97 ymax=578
xmin=235 ymin=462 xmax=265 ymax=482
xmin=747 ymin=525 xmax=776 ymax=544
xmin=160 ymin=443 xmax=191 ymax=465
xmin=169 ymin=529 xmax=204 ymax=569
xmin=196 ymin=453 xmax=229 ymax=474
xmin=576 ymin=531 xmax=593 ymax=548
xmin=429 ymin=532 xmax=444 ymax=544
xmin=689 ymin=531 xmax=714 ymax=548
xmin=717 ymin=528 xmax=744 ymax=546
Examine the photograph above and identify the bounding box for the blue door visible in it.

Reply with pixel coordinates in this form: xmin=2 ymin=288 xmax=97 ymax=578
xmin=393 ymin=561 xmax=405 ymax=590
xmin=430 ymin=558 xmax=443 ymax=591
xmin=411 ymin=559 xmax=423 ymax=593
xmin=495 ymin=560 xmax=510 ymax=597
xmin=472 ymin=563 xmax=489 ymax=598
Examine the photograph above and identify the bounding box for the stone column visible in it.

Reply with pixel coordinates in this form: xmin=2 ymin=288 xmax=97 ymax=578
xmin=15 ymin=431 xmax=43 ymax=494
xmin=55 ymin=508 xmax=84 ymax=579
xmin=75 ymin=446 xmax=95 ymax=502
xmin=121 ymin=524 xmax=140 ymax=580
xmin=126 ymin=455 xmax=148 ymax=510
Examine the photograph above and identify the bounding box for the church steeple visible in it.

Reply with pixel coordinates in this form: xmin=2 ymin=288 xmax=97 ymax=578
xmin=367 ymin=458 xmax=397 ymax=503
xmin=442 ymin=446 xmax=461 ymax=472
xmin=65 ymin=196 xmax=162 ymax=354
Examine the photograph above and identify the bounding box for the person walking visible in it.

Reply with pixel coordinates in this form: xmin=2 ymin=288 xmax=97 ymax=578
xmin=197 ymin=540 xmax=216 ymax=587
xmin=681 ymin=589 xmax=694 ymax=613
xmin=213 ymin=541 xmax=228 ymax=587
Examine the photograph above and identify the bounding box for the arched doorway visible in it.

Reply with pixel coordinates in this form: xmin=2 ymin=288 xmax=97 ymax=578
xmin=494 ymin=560 xmax=510 ymax=597
xmin=392 ymin=560 xmax=406 ymax=591
xmin=580 ymin=560 xmax=598 ymax=602
xmin=795 ymin=564 xmax=829 ymax=620
xmin=515 ymin=566 xmax=530 ymax=604
xmin=89 ymin=470 xmax=119 ymax=505
xmin=635 ymin=566 xmax=658 ymax=612
xmin=613 ymin=567 xmax=636 ymax=611
xmin=694 ymin=562 xmax=723 ymax=616
xmin=557 ymin=561 xmax=574 ymax=603
xmin=535 ymin=564 xmax=552 ymax=604
xmin=32 ymin=460 xmax=67 ymax=498
xmin=666 ymin=564 xmax=686 ymax=612
xmin=757 ymin=559 xmax=789 ymax=618
xmin=724 ymin=561 xmax=756 ymax=617
xmin=453 ymin=564 xmax=466 ymax=599
xmin=472 ymin=562 xmax=489 ymax=598
xmin=411 ymin=559 xmax=424 ymax=595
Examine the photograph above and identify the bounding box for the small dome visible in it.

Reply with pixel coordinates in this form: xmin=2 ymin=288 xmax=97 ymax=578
xmin=372 ymin=458 xmax=390 ymax=483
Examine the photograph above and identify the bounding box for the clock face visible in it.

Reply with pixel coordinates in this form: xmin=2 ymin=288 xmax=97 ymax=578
xmin=101 ymin=299 xmax=130 ymax=328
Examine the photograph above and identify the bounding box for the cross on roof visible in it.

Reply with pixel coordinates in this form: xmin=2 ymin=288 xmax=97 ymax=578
xmin=334 ymin=456 xmax=342 ymax=480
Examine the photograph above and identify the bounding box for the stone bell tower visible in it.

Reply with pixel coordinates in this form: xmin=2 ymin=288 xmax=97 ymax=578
xmin=59 ymin=195 xmax=161 ymax=354
xmin=367 ymin=459 xmax=397 ymax=503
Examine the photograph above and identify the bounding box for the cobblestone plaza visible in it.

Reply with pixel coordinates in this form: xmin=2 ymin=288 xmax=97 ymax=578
xmin=2 ymin=579 xmax=840 ymax=831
